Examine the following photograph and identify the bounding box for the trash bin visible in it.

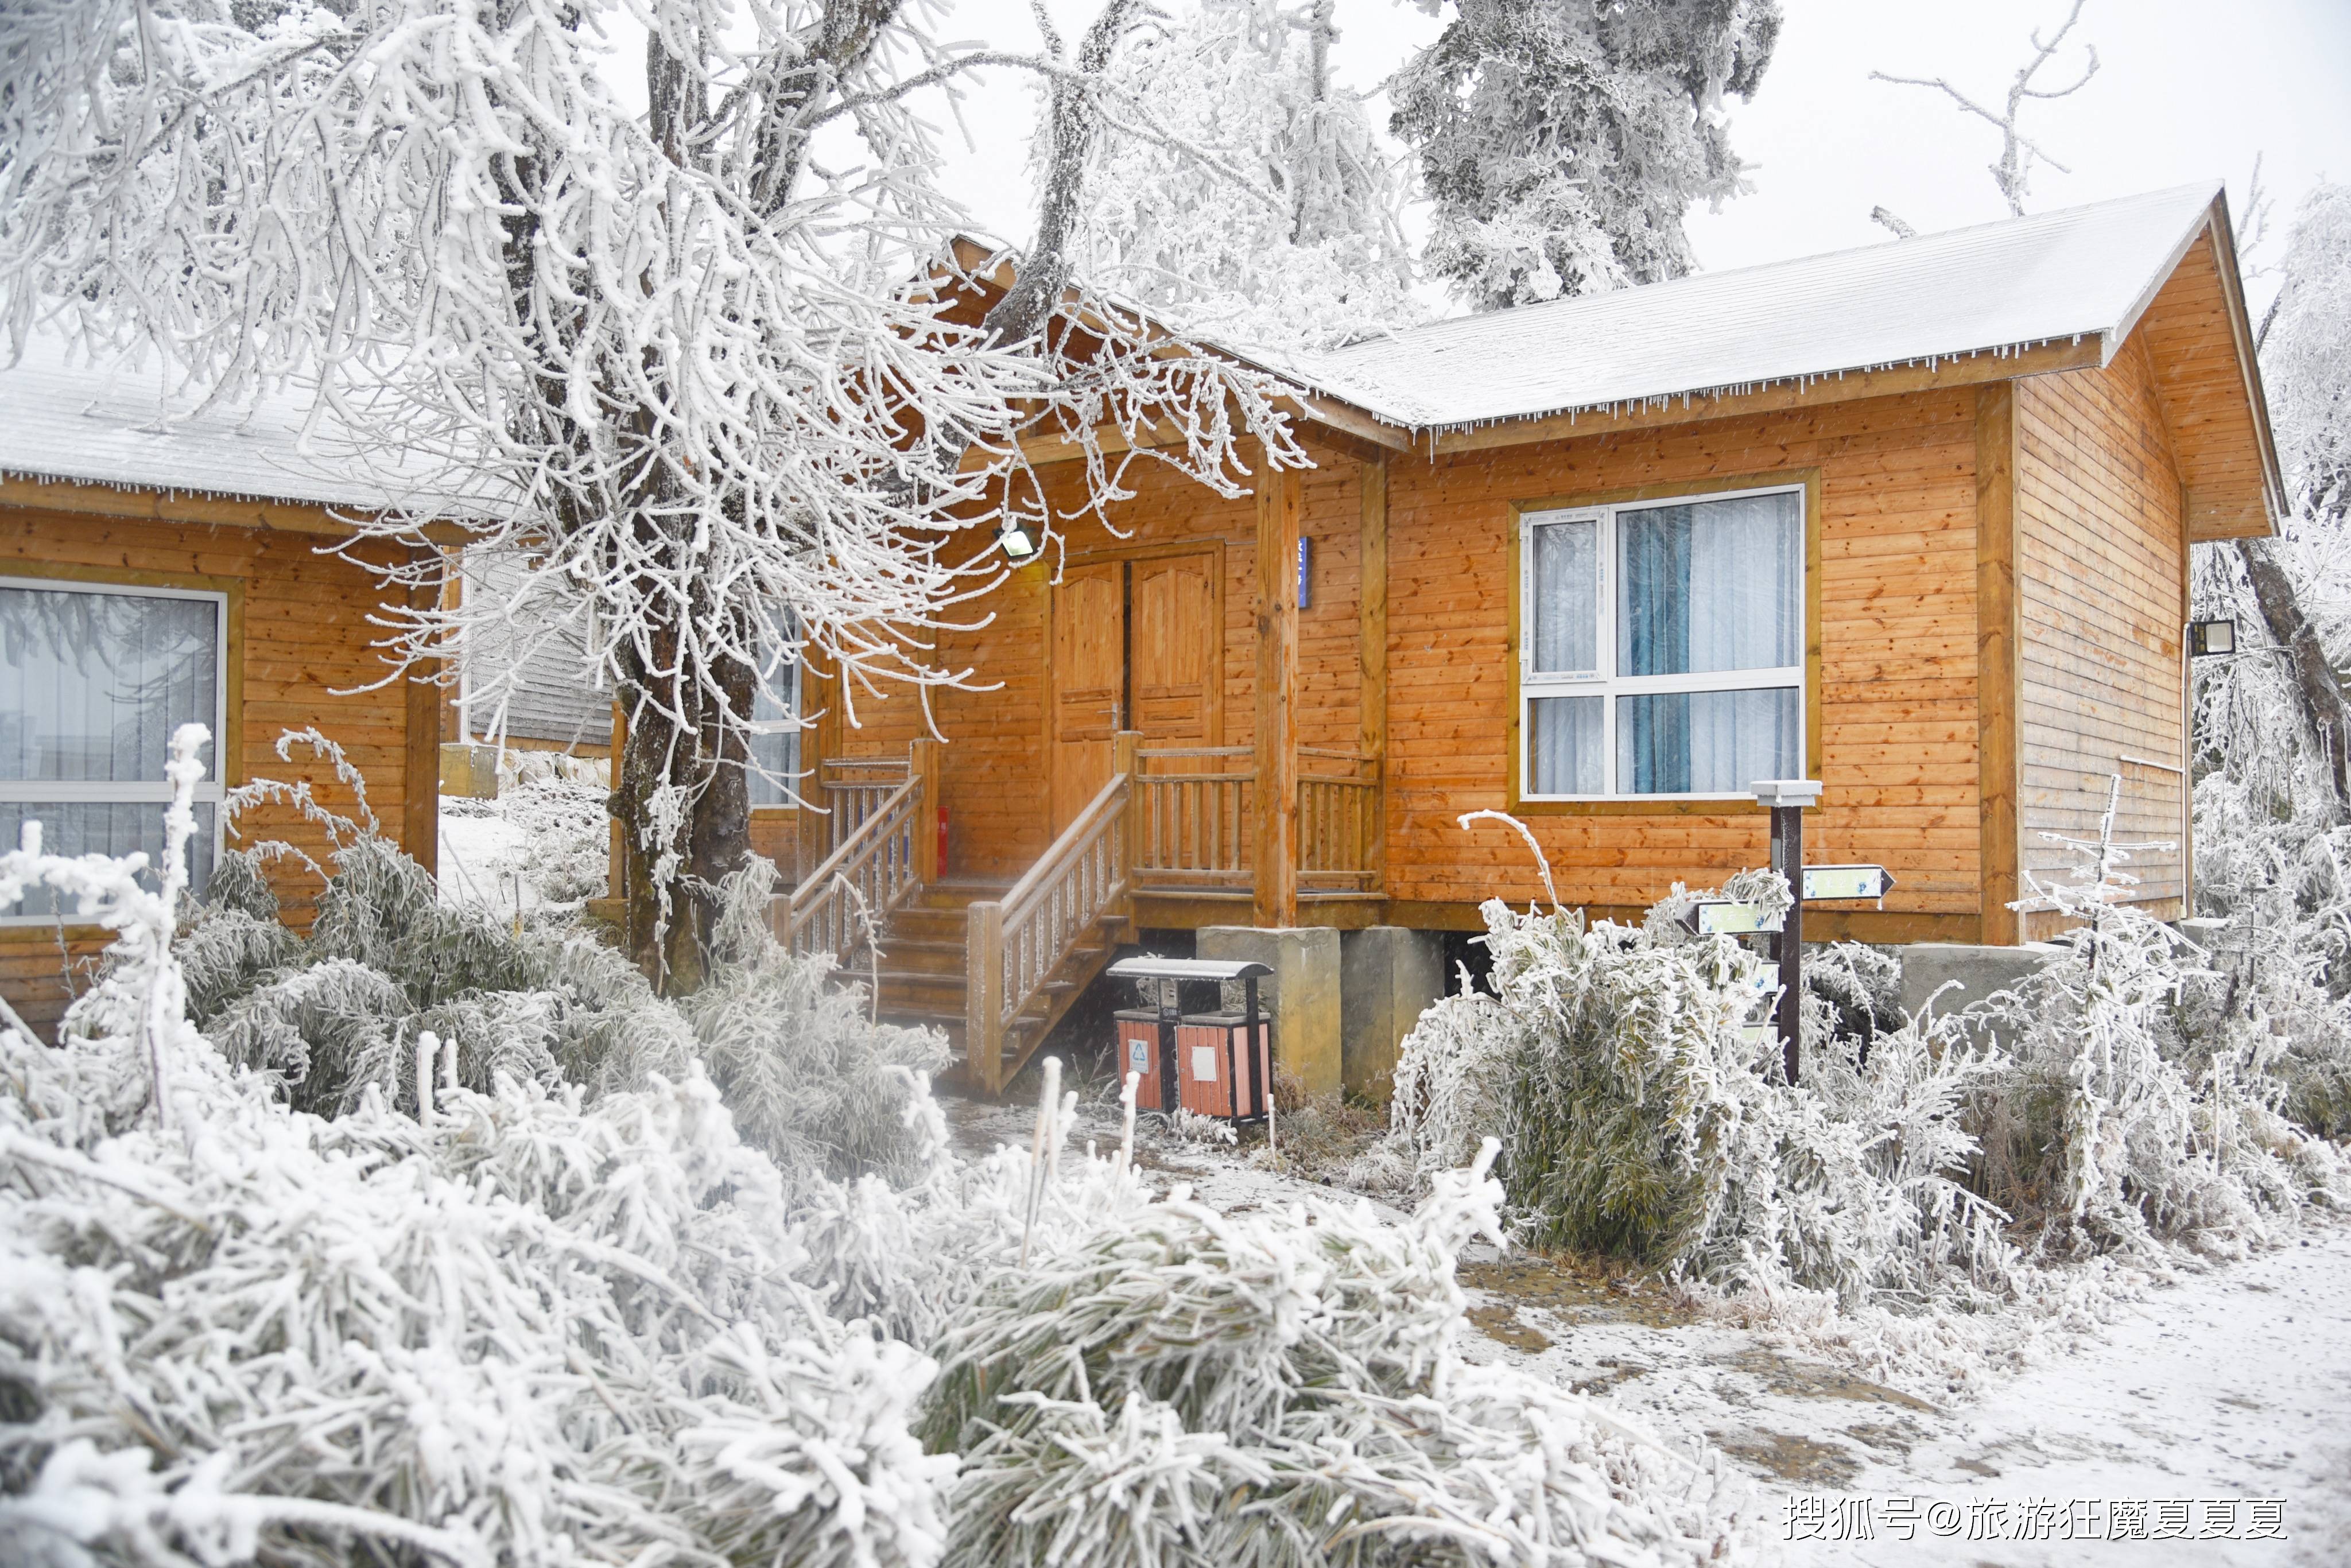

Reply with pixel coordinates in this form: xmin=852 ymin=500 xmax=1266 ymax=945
xmin=1104 ymin=956 xmax=1275 ymax=1133
xmin=1174 ymin=1011 xmax=1271 ymax=1120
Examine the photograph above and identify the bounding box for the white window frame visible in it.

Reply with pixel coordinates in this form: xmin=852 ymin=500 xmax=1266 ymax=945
xmin=745 ymin=628 xmax=804 ymax=811
xmin=1518 ymin=482 xmax=1805 ymax=802
xmin=0 ymin=575 xmax=229 ymax=923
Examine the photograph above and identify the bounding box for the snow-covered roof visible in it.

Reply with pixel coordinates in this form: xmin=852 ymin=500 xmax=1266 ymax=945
xmin=0 ymin=327 xmax=501 ymax=516
xmin=1266 ymin=183 xmax=2232 ymax=434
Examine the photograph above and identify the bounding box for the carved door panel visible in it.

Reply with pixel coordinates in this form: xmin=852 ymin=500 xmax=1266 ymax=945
xmin=1131 ymin=552 xmax=1219 ymax=750
xmin=1050 ymin=561 xmax=1126 ymax=832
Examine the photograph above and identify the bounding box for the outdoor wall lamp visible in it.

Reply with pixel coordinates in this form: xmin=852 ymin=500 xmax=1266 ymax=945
xmin=2189 ymin=618 xmax=2236 ymax=657
xmin=998 ymin=518 xmax=1038 ymax=561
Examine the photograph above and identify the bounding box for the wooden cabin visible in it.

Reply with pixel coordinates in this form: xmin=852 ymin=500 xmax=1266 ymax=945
xmin=0 ymin=340 xmax=444 ymax=1038
xmin=766 ymin=184 xmax=2280 ymax=1096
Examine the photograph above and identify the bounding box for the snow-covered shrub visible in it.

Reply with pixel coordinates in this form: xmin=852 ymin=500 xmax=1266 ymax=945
xmin=165 ymin=736 xmax=946 ymax=1190
xmin=1380 ymin=871 xmax=2013 ymax=1307
xmin=443 ymin=771 xmax=612 ymax=907
xmin=0 ymin=1027 xmax=953 ymax=1568
xmin=1 ymin=730 xmax=954 ymax=1568
xmin=920 ymin=1143 xmax=1748 ymax=1568
xmin=675 ymin=859 xmax=950 ymax=1190
xmin=1974 ymin=828 xmax=2351 ymax=1257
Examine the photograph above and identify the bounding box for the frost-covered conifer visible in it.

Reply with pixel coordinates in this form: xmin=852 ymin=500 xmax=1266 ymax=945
xmin=1068 ymin=0 xmax=1420 ymax=348
xmin=1391 ymin=0 xmax=1782 ymax=311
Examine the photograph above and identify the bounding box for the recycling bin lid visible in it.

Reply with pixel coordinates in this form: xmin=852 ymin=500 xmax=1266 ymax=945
xmin=1177 ymin=1011 xmax=1264 ymax=1026
xmin=1106 ymin=956 xmax=1274 ymax=982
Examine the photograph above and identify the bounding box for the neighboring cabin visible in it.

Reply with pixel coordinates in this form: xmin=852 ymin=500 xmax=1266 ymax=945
xmin=770 ymin=184 xmax=2279 ymax=1097
xmin=0 ymin=340 xmax=444 ymax=1037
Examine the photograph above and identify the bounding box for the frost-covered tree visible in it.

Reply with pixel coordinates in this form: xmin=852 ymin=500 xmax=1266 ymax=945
xmin=1870 ymin=0 xmax=2099 ymax=222
xmin=1065 ymin=0 xmax=1418 ymax=348
xmin=0 ymin=0 xmax=1305 ymax=987
xmin=2197 ymin=184 xmax=2351 ymax=818
xmin=1390 ymin=0 xmax=1782 ymax=312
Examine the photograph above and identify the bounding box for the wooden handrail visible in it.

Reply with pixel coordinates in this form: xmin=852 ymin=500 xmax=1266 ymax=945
xmin=967 ymin=742 xmax=1136 ymax=1092
xmin=779 ymin=769 xmax=923 ymax=965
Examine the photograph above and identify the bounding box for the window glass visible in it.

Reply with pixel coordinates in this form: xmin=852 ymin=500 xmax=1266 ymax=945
xmin=0 ymin=802 xmax=219 ymax=915
xmin=746 ymin=643 xmax=801 ymax=809
xmin=0 ymin=586 xmax=218 ymax=782
xmin=1528 ymin=516 xmax=1599 ymax=675
xmin=1617 ymin=688 xmax=1799 ymax=795
xmin=1 ymin=582 xmax=224 ymax=919
xmin=1528 ymin=696 xmax=1603 ymax=795
xmin=1617 ymin=491 xmax=1801 ymax=678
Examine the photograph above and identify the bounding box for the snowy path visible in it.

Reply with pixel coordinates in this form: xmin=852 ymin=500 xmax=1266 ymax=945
xmin=1783 ymin=1224 xmax=2351 ymax=1568
xmin=942 ymin=1092 xmax=2350 ymax=1567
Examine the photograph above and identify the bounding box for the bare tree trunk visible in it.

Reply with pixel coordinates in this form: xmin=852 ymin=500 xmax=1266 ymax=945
xmin=2236 ymin=537 xmax=2351 ymax=815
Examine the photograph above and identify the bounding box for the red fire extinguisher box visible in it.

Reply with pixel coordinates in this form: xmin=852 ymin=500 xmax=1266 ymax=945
xmin=1174 ymin=1013 xmax=1272 ymax=1120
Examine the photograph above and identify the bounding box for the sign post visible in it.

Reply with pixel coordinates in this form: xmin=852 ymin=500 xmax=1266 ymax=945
xmin=1752 ymin=779 xmax=1822 ymax=1083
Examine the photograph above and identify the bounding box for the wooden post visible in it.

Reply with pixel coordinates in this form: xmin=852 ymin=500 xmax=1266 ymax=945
xmin=966 ymin=899 xmax=1005 ymax=1093
xmin=1255 ymin=463 xmax=1302 ymax=929
xmin=1771 ymin=805 xmax=1804 ymax=1084
xmin=1976 ymin=382 xmax=2022 ymax=945
xmin=401 ymin=558 xmax=445 ymax=878
xmin=771 ymin=883 xmax=796 ymax=950
xmin=911 ymin=736 xmax=941 ymax=885
xmin=1358 ymin=456 xmax=1388 ymax=896
xmin=1114 ymin=729 xmax=1142 ymax=893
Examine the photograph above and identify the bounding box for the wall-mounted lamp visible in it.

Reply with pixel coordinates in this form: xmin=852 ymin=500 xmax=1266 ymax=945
xmin=998 ymin=519 xmax=1038 ymax=562
xmin=2188 ymin=618 xmax=2236 ymax=657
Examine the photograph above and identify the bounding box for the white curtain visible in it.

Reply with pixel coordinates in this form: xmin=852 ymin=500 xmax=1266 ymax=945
xmin=1529 ymin=695 xmax=1602 ymax=794
xmin=1530 ymin=516 xmax=1598 ymax=674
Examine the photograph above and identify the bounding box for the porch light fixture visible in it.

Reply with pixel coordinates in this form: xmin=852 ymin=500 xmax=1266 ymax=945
xmin=2188 ymin=618 xmax=2236 ymax=657
xmin=998 ymin=518 xmax=1038 ymax=561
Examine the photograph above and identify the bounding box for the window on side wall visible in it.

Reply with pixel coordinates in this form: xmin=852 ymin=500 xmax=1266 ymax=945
xmin=745 ymin=623 xmax=802 ymax=809
xmin=0 ymin=577 xmax=227 ymax=920
xmin=1519 ymin=484 xmax=1803 ymax=801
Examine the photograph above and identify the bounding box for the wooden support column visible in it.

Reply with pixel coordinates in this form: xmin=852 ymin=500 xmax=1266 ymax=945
xmin=911 ymin=736 xmax=942 ymax=885
xmin=402 ymin=560 xmax=444 ymax=878
xmin=1255 ymin=462 xmax=1303 ymax=929
xmin=1975 ymin=382 xmax=2022 ymax=946
xmin=1357 ymin=456 xmax=1388 ymax=894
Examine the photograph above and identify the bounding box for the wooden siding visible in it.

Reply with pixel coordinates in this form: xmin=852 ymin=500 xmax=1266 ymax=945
xmin=2 ymin=504 xmax=431 ymax=1037
xmin=808 ymin=440 xmax=1369 ymax=883
xmin=2014 ymin=333 xmax=2190 ymax=936
xmin=1386 ymin=390 xmax=1983 ymax=932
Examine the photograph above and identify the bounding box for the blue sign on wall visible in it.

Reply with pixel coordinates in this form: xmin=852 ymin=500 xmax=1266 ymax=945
xmin=1297 ymin=535 xmax=1312 ymax=609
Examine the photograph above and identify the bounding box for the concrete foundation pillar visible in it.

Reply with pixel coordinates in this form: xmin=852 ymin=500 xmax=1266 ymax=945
xmin=1198 ymin=926 xmax=1341 ymax=1099
xmin=1897 ymin=942 xmax=2057 ymax=1047
xmin=1339 ymin=926 xmax=1445 ymax=1103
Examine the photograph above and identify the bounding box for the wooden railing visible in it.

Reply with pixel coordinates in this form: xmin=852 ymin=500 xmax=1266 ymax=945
xmin=819 ymin=755 xmax=911 ymax=855
xmin=779 ymin=742 xmax=937 ymax=968
xmin=965 ymin=736 xmax=1135 ymax=1091
xmin=1134 ymin=745 xmax=1254 ymax=889
xmin=1298 ymin=748 xmax=1381 ymax=892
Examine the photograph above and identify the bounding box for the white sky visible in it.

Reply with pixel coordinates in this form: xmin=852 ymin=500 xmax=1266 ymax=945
xmin=921 ymin=0 xmax=2351 ymax=309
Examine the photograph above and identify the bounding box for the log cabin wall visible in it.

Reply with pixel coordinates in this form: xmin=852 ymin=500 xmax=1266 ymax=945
xmin=2 ymin=498 xmax=437 ymax=1037
xmin=2012 ymin=333 xmax=2191 ymax=937
xmin=1384 ymin=388 xmax=1984 ymax=939
xmin=801 ymin=437 xmax=1367 ymax=883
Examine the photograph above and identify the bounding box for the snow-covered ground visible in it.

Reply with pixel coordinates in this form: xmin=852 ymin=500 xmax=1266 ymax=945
xmin=944 ymin=1087 xmax=2350 ymax=1568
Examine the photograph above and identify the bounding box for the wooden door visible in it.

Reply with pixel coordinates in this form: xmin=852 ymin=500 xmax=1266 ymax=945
xmin=1131 ymin=552 xmax=1219 ymax=748
xmin=1050 ymin=561 xmax=1126 ymax=830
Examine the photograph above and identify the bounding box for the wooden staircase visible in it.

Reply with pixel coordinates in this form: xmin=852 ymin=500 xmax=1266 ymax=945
xmin=779 ymin=738 xmax=1141 ymax=1094
xmin=870 ymin=880 xmax=1129 ymax=1085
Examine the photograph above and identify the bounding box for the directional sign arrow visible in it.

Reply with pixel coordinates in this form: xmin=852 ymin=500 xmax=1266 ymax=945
xmin=1801 ymin=864 xmax=1896 ymax=902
